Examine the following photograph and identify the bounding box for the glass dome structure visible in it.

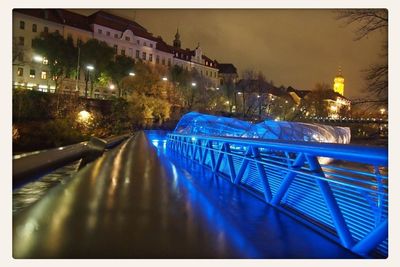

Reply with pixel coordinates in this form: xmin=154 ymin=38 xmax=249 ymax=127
xmin=174 ymin=112 xmax=350 ymax=144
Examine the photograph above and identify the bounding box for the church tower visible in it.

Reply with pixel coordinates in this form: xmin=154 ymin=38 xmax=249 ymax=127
xmin=333 ymin=67 xmax=345 ymax=96
xmin=173 ymin=28 xmax=181 ymax=48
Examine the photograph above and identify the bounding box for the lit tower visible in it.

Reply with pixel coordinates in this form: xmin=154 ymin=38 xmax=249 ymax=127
xmin=333 ymin=67 xmax=345 ymax=96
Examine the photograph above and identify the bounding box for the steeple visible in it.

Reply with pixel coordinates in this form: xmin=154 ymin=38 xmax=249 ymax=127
xmin=173 ymin=28 xmax=181 ymax=48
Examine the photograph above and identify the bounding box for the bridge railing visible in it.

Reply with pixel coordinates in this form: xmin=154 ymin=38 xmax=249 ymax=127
xmin=167 ymin=133 xmax=388 ymax=258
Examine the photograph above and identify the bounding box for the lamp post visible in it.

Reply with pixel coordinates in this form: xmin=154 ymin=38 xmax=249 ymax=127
xmin=84 ymin=65 xmax=94 ymax=99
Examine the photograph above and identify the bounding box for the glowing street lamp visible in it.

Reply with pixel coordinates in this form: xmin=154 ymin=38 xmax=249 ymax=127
xmin=129 ymin=72 xmax=135 ymax=76
xmin=33 ymin=55 xmax=43 ymax=62
xmin=109 ymin=84 xmax=115 ymax=90
xmin=162 ymin=77 xmax=168 ymax=81
xmin=191 ymin=82 xmax=197 ymax=87
xmin=380 ymin=108 xmax=386 ymax=115
xmin=216 ymin=87 xmax=220 ymax=90
xmin=84 ymin=65 xmax=95 ymax=98
xmin=237 ymin=92 xmax=242 ymax=95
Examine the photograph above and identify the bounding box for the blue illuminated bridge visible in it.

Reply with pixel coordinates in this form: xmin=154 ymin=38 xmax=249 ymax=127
xmin=12 ymin=130 xmax=388 ymax=259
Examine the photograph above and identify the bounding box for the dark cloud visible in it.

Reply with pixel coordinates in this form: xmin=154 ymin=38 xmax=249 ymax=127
xmin=74 ymin=9 xmax=386 ymax=99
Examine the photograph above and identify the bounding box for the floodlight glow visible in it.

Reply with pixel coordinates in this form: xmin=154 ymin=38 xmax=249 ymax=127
xmin=86 ymin=65 xmax=94 ymax=71
xmin=33 ymin=55 xmax=43 ymax=62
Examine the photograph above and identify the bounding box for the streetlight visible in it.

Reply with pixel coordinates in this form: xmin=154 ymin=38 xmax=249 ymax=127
xmin=191 ymin=82 xmax=197 ymax=87
xmin=380 ymin=108 xmax=386 ymax=115
xmin=33 ymin=55 xmax=43 ymax=63
xmin=84 ymin=65 xmax=94 ymax=98
xmin=162 ymin=77 xmax=168 ymax=81
xmin=109 ymin=84 xmax=115 ymax=90
xmin=129 ymin=72 xmax=135 ymax=76
xmin=216 ymin=87 xmax=220 ymax=90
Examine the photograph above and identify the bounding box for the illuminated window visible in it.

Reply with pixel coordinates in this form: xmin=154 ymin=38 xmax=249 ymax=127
xmin=44 ymin=26 xmax=48 ymax=33
xmin=121 ymin=49 xmax=125 ymax=56
xmin=43 ymin=57 xmax=48 ymax=65
xmin=98 ymin=29 xmax=102 ymax=34
xmin=125 ymin=36 xmax=130 ymax=41
xmin=29 ymin=69 xmax=35 ymax=78
xmin=136 ymin=50 xmax=139 ymax=58
xmin=142 ymin=52 xmax=146 ymax=60
xmin=18 ymin=37 xmax=24 ymax=46
xmin=41 ymin=71 xmax=47 ymax=79
xmin=17 ymin=67 xmax=23 ymax=76
xmin=32 ymin=24 xmax=37 ymax=32
xmin=149 ymin=54 xmax=153 ymax=62
xmin=19 ymin=21 xmax=25 ymax=30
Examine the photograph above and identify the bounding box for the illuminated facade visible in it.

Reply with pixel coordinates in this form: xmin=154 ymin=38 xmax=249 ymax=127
xmin=12 ymin=9 xmax=220 ymax=98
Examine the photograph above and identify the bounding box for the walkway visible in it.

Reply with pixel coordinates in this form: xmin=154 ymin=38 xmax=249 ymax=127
xmin=13 ymin=132 xmax=359 ymax=258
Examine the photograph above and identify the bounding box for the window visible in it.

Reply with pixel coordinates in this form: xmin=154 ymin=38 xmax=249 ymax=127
xmin=149 ymin=54 xmax=153 ymax=62
xmin=135 ymin=50 xmax=140 ymax=58
xmin=121 ymin=49 xmax=125 ymax=56
xmin=18 ymin=52 xmax=23 ymax=62
xmin=41 ymin=71 xmax=47 ymax=80
xmin=125 ymin=36 xmax=130 ymax=41
xmin=144 ymin=42 xmax=147 ymax=46
xmin=43 ymin=57 xmax=48 ymax=65
xmin=32 ymin=24 xmax=37 ymax=32
xmin=114 ymin=45 xmax=118 ymax=54
xmin=17 ymin=67 xmax=23 ymax=76
xmin=18 ymin=37 xmax=24 ymax=46
xmin=167 ymin=58 xmax=171 ymax=67
xmin=114 ymin=33 xmax=119 ymax=38
xmin=44 ymin=26 xmax=48 ymax=33
xmin=98 ymin=29 xmax=102 ymax=34
xmin=31 ymin=39 xmax=34 ymax=48
xmin=106 ymin=31 xmax=110 ymax=36
xmin=19 ymin=21 xmax=25 ymax=30
xmin=137 ymin=40 xmax=140 ymax=45
xmin=29 ymin=69 xmax=35 ymax=78
xmin=156 ymin=55 xmax=160 ymax=64
xmin=206 ymin=70 xmax=208 ymax=76
xmin=206 ymin=62 xmax=208 ymax=66
xmin=162 ymin=58 xmax=165 ymax=65
xmin=150 ymin=43 xmax=153 ymax=48
xmin=142 ymin=52 xmax=146 ymax=60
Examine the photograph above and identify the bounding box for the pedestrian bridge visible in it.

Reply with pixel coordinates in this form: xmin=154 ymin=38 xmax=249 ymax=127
xmin=12 ymin=131 xmax=388 ymax=259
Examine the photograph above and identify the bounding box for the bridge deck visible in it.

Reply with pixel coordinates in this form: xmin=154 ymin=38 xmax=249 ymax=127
xmin=13 ymin=132 xmax=358 ymax=258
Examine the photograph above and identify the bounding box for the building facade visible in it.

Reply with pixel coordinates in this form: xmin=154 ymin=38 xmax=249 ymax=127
xmin=12 ymin=9 xmax=222 ymax=98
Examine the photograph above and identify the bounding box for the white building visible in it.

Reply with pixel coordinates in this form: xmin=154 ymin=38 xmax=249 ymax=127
xmin=12 ymin=9 xmax=221 ymax=98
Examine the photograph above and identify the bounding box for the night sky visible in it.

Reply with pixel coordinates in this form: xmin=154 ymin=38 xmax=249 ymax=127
xmin=74 ymin=9 xmax=387 ymax=99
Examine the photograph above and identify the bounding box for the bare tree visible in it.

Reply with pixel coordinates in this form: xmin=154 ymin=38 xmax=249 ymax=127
xmin=336 ymin=9 xmax=388 ymax=101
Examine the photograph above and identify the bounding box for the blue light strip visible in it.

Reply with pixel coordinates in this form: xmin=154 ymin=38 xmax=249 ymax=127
xmin=167 ymin=133 xmax=388 ymax=258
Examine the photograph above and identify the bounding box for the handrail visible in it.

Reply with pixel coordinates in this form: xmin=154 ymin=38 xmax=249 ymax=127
xmin=13 ymin=133 xmax=131 ymax=187
xmin=167 ymin=133 xmax=388 ymax=258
